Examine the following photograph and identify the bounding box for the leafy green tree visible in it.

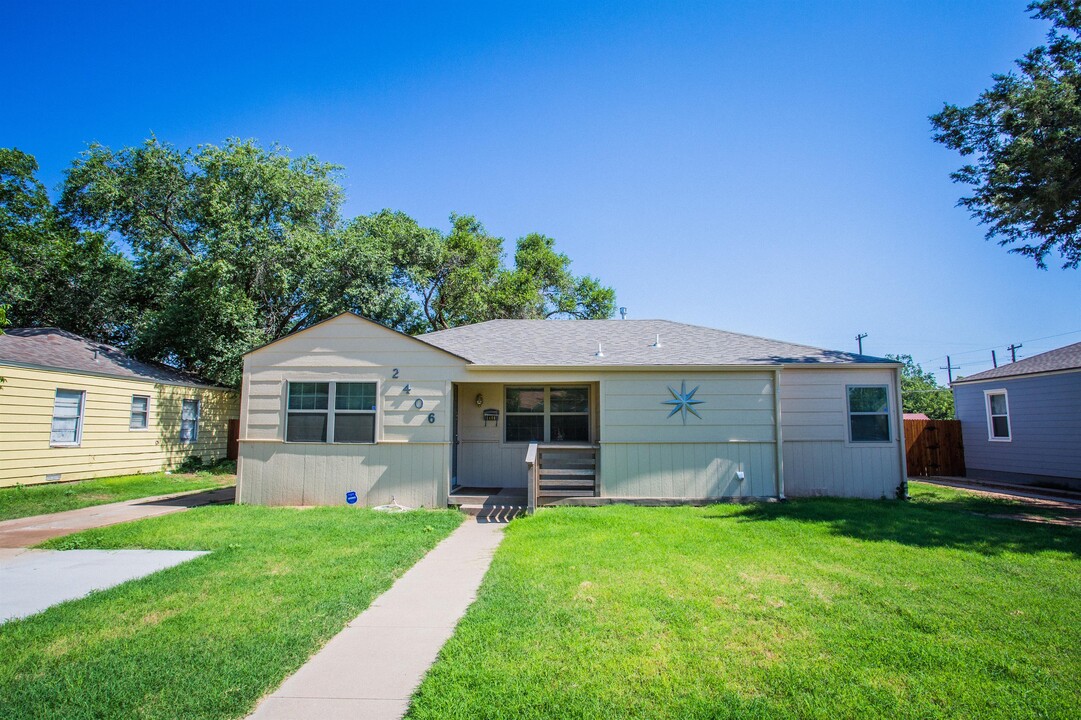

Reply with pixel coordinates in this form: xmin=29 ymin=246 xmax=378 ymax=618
xmin=394 ymin=215 xmax=616 ymax=330
xmin=60 ymin=138 xmax=403 ymax=386
xmin=0 ymin=148 xmax=135 ymax=344
xmin=931 ymin=1 xmax=1081 ymax=268
xmin=887 ymin=354 xmax=955 ymax=420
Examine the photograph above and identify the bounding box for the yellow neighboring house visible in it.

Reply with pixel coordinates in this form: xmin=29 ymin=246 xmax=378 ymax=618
xmin=0 ymin=328 xmax=240 ymax=488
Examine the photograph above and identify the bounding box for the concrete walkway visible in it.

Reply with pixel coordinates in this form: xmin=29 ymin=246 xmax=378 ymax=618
xmin=0 ymin=486 xmax=235 ymax=548
xmin=248 ymin=519 xmax=505 ymax=720
xmin=0 ymin=548 xmax=208 ymax=622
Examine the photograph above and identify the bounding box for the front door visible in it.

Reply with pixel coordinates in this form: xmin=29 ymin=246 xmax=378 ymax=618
xmin=451 ymin=384 xmax=459 ymax=489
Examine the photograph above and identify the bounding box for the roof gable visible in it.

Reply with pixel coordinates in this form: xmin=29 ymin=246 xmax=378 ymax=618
xmin=419 ymin=319 xmax=893 ymax=367
xmin=244 ymin=312 xmax=472 ymax=363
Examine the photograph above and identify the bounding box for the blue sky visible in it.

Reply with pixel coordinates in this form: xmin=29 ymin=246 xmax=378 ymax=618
xmin=5 ymin=0 xmax=1079 ymax=382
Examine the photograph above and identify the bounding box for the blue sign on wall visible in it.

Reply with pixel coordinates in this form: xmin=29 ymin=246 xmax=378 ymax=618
xmin=345 ymin=491 xmax=358 ymax=505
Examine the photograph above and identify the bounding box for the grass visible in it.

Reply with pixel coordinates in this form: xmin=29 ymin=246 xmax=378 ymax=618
xmin=0 ymin=505 xmax=463 ymax=720
xmin=0 ymin=464 xmax=236 ymax=521
xmin=408 ymin=484 xmax=1080 ymax=719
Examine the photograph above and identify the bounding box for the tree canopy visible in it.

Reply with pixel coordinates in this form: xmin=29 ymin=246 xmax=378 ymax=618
xmin=931 ymin=0 xmax=1081 ymax=269
xmin=887 ymin=354 xmax=955 ymax=420
xmin=1 ymin=139 xmax=615 ymax=387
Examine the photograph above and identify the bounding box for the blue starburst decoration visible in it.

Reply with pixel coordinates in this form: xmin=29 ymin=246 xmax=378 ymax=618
xmin=664 ymin=381 xmax=704 ymax=424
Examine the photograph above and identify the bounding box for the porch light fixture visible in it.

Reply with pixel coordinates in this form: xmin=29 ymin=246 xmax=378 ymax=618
xmin=475 ymin=393 xmax=484 ymax=406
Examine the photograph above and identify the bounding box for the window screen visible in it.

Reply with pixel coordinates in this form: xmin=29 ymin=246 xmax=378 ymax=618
xmin=287 ymin=382 xmax=329 ymax=442
xmin=180 ymin=399 xmax=200 ymax=444
xmin=51 ymin=389 xmax=85 ymax=445
xmin=130 ymin=395 xmax=149 ymax=430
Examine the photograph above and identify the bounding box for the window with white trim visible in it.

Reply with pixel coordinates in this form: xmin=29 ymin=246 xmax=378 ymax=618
xmin=985 ymin=390 xmax=1011 ymax=441
xmin=180 ymin=399 xmax=200 ymax=444
xmin=130 ymin=395 xmax=149 ymax=430
xmin=846 ymin=385 xmax=891 ymax=442
xmin=285 ymin=381 xmax=377 ymax=443
xmin=51 ymin=389 xmax=85 ymax=446
xmin=505 ymin=386 xmax=590 ymax=443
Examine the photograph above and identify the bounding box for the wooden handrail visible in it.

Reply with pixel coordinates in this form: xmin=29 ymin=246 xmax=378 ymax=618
xmin=525 ymin=442 xmax=539 ymax=514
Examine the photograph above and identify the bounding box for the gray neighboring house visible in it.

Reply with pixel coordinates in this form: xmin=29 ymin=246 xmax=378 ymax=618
xmin=952 ymin=341 xmax=1081 ymax=490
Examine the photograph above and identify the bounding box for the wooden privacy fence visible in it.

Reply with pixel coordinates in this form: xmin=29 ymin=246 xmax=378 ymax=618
xmin=904 ymin=419 xmax=965 ymax=477
xmin=227 ymin=419 xmax=240 ymax=461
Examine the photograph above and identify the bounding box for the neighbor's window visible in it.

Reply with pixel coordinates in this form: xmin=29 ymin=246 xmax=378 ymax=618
xmin=130 ymin=395 xmax=149 ymax=430
xmin=180 ymin=399 xmax=200 ymax=444
xmin=985 ymin=390 xmax=1011 ymax=441
xmin=51 ymin=389 xmax=85 ymax=446
xmin=846 ymin=385 xmax=891 ymax=442
xmin=505 ymin=386 xmax=590 ymax=443
xmin=286 ymin=381 xmax=377 ymax=443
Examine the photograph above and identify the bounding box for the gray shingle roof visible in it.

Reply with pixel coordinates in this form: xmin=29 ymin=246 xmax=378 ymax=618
xmin=952 ymin=341 xmax=1081 ymax=384
xmin=419 ymin=319 xmax=894 ymax=367
xmin=0 ymin=328 xmax=224 ymax=388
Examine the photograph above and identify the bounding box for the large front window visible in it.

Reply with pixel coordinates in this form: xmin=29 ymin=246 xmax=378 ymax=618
xmin=286 ymin=381 xmax=377 ymax=443
xmin=505 ymin=385 xmax=590 ymax=443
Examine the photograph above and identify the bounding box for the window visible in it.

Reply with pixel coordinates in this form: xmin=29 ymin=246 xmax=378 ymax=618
xmin=180 ymin=399 xmax=200 ymax=444
xmin=847 ymin=385 xmax=891 ymax=443
xmin=985 ymin=390 xmax=1011 ymax=441
xmin=505 ymin=386 xmax=590 ymax=443
xmin=505 ymin=387 xmax=545 ymax=442
xmin=51 ymin=389 xmax=85 ymax=446
xmin=286 ymin=381 xmax=377 ymax=443
xmin=130 ymin=395 xmax=149 ymax=430
xmin=334 ymin=382 xmax=377 ymax=443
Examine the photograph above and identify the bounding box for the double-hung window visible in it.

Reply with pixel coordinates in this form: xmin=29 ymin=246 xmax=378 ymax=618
xmin=130 ymin=395 xmax=149 ymax=430
xmin=286 ymin=381 xmax=377 ymax=443
xmin=846 ymin=385 xmax=891 ymax=443
xmin=505 ymin=386 xmax=590 ymax=443
xmin=180 ymin=399 xmax=200 ymax=444
xmin=51 ymin=389 xmax=85 ymax=446
xmin=985 ymin=390 xmax=1011 ymax=441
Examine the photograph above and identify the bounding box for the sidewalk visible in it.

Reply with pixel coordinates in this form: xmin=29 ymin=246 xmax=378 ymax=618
xmin=248 ymin=519 xmax=505 ymax=720
xmin=0 ymin=486 xmax=235 ymax=548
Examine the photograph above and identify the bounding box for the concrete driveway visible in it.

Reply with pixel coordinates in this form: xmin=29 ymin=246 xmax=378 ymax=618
xmin=0 ymin=486 xmax=234 ymax=548
xmin=0 ymin=486 xmax=232 ymax=623
xmin=1 ymin=548 xmax=208 ymax=622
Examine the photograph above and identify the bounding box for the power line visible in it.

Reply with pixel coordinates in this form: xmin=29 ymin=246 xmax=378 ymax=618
xmin=917 ymin=328 xmax=1081 ymax=366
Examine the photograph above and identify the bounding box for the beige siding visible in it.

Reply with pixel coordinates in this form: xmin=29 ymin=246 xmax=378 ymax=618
xmin=238 ymin=314 xmax=467 ymax=505
xmin=0 ymin=364 xmax=238 ymax=487
xmin=237 ymin=441 xmax=447 ymax=508
xmin=779 ymin=367 xmax=904 ymax=499
xmin=602 ymin=442 xmax=776 ymax=498
xmin=599 ymin=372 xmax=778 ymax=498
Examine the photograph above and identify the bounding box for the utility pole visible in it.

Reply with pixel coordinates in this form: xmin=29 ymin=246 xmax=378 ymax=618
xmin=1007 ymin=343 xmax=1023 ymax=363
xmin=991 ymin=350 xmax=997 ymax=368
xmin=855 ymin=332 xmax=868 ymax=355
xmin=940 ymin=355 xmax=960 ymax=385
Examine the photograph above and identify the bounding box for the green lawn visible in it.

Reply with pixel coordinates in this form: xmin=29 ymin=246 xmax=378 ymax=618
xmin=408 ymin=483 xmax=1080 ymax=719
xmin=0 ymin=506 xmax=463 ymax=720
xmin=0 ymin=466 xmax=235 ymax=521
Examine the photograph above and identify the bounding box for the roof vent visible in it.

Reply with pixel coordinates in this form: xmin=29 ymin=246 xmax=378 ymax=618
xmin=595 ymin=342 xmax=605 ymax=357
xmin=619 ymin=307 xmax=627 ymax=320
xmin=651 ymin=334 xmax=662 ymax=348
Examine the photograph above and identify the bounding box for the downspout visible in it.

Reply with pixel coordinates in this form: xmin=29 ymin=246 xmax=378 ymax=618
xmin=773 ymin=367 xmax=785 ymax=500
xmin=894 ymin=365 xmax=908 ymax=499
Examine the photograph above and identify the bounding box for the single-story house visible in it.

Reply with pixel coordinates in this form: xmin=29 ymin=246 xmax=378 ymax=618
xmin=952 ymin=341 xmax=1081 ymax=491
xmin=237 ymin=313 xmax=906 ymax=508
xmin=0 ymin=328 xmax=239 ymax=487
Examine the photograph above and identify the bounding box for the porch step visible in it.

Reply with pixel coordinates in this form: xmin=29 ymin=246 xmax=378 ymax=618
xmin=455 ymin=504 xmax=525 ymax=522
